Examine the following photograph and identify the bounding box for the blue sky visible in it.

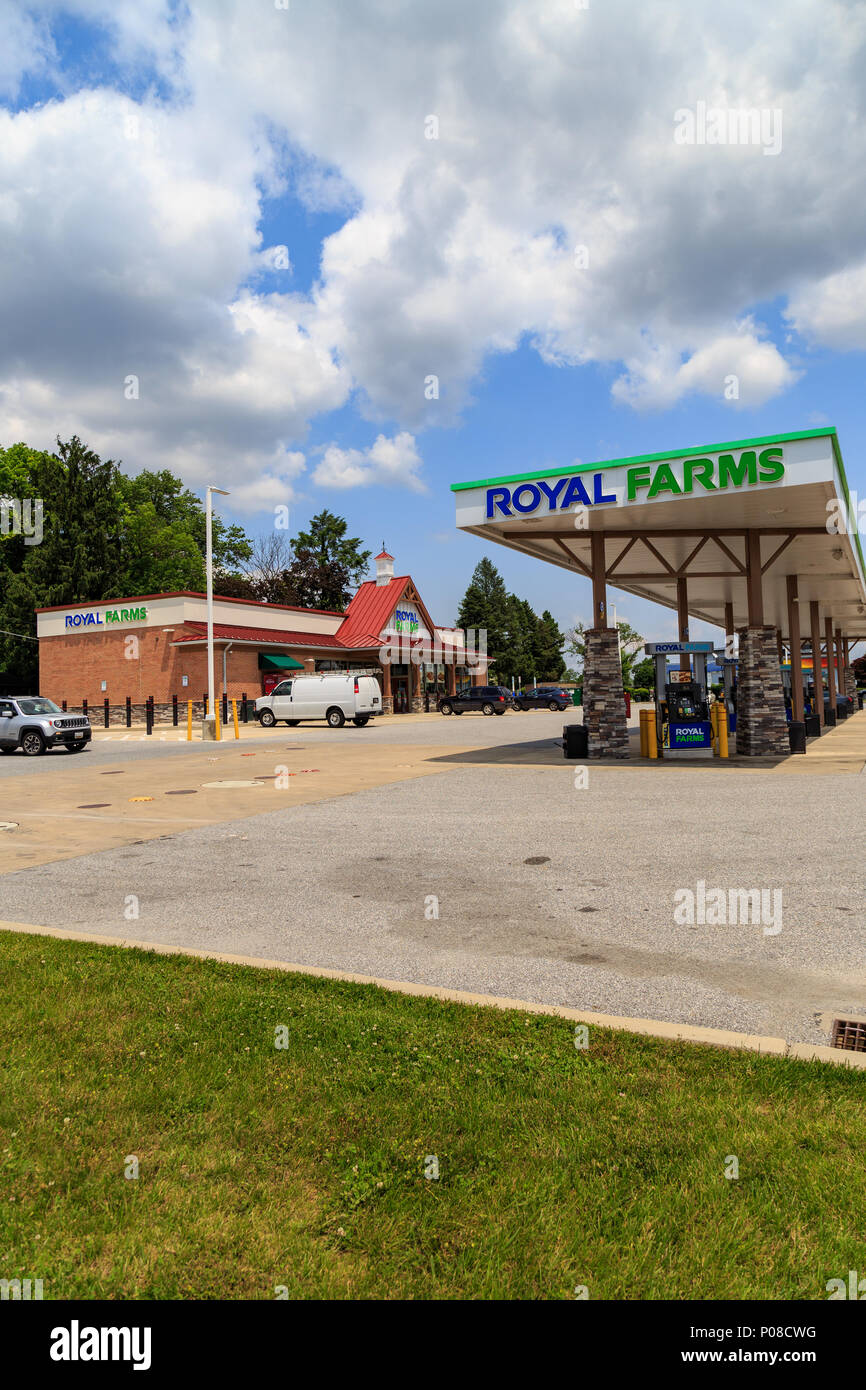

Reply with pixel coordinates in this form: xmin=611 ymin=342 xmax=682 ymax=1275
xmin=3 ymin=1 xmax=866 ymax=647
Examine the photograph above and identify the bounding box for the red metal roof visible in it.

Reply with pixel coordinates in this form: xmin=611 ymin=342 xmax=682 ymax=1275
xmin=335 ymin=576 xmax=411 ymax=648
xmin=172 ymin=621 xmax=356 ymax=650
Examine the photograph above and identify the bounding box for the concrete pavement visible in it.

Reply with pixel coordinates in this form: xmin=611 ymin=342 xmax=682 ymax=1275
xmin=0 ymin=709 xmax=864 ymax=1049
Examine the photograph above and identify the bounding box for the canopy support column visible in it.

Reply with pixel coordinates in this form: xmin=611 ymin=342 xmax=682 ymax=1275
xmin=786 ymin=575 xmax=804 ymax=725
xmin=677 ymin=577 xmax=690 ymax=672
xmin=809 ymin=601 xmax=824 ymax=727
xmin=825 ymin=616 xmax=837 ymax=715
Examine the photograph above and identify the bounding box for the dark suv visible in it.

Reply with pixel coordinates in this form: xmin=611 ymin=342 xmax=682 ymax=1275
xmin=438 ymin=685 xmax=513 ymax=716
xmin=514 ymin=687 xmax=571 ymax=712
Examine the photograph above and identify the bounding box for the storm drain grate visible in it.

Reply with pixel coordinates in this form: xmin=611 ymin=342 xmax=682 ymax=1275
xmin=830 ymin=1018 xmax=866 ymax=1052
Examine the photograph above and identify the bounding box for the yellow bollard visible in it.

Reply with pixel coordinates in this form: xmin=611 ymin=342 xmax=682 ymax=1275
xmin=215 ymin=702 xmax=221 ymax=741
xmin=639 ymin=708 xmax=648 ymax=757
xmin=187 ymin=699 xmax=193 ymax=741
xmin=709 ymin=702 xmax=718 ymax=755
xmin=648 ymin=713 xmax=658 ymax=759
xmin=232 ymin=698 xmax=239 ymax=739
xmin=718 ymin=705 xmax=729 ymax=759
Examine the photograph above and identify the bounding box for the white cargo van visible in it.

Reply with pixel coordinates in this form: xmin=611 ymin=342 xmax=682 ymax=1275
xmin=255 ymin=674 xmax=382 ymax=728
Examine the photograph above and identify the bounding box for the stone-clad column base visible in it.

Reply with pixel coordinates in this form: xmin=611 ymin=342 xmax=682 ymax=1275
xmin=844 ymin=665 xmax=857 ymax=704
xmin=583 ymin=628 xmax=629 ymax=759
xmin=735 ymin=626 xmax=789 ymax=756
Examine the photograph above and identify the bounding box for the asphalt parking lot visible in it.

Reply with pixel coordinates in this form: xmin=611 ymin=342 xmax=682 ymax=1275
xmin=1 ymin=708 xmax=864 ymax=1047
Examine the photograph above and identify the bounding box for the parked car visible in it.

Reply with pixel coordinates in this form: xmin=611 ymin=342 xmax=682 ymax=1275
xmin=824 ymin=694 xmax=854 ymax=719
xmin=438 ymin=684 xmax=513 ymax=716
xmin=513 ymin=687 xmax=571 ymax=712
xmin=0 ymin=696 xmax=92 ymax=756
xmin=255 ymin=674 xmax=381 ymax=728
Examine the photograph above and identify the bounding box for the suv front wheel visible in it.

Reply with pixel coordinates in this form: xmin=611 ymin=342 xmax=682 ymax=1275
xmin=21 ymin=730 xmax=46 ymax=756
xmin=439 ymin=700 xmax=453 ymax=716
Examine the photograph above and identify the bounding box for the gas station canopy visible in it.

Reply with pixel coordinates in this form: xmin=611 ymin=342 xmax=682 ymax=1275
xmin=452 ymin=428 xmax=866 ymax=640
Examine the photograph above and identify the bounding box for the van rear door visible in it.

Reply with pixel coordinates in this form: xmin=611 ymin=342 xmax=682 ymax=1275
xmin=355 ymin=676 xmax=381 ymax=714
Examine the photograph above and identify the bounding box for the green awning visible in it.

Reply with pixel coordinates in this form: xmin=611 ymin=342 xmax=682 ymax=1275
xmin=259 ymin=653 xmax=305 ymax=671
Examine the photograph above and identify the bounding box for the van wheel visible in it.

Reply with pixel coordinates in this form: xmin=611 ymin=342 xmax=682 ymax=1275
xmin=259 ymin=709 xmax=276 ymax=727
xmin=439 ymin=701 xmax=453 ymax=716
xmin=327 ymin=707 xmax=345 ymax=728
xmin=481 ymin=702 xmax=495 ymax=716
xmin=21 ymin=730 xmax=46 ymax=756
xmin=285 ymin=720 xmax=299 ymax=726
xmin=353 ymin=716 xmax=369 ymax=727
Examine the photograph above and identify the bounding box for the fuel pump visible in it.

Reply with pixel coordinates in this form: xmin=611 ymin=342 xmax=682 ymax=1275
xmin=645 ymin=641 xmax=714 ymax=758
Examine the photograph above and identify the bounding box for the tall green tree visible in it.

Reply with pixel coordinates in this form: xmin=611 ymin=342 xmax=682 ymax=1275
xmin=0 ymin=437 xmax=258 ymax=689
xmin=286 ymin=510 xmax=370 ymax=611
xmin=117 ymin=470 xmax=252 ymax=580
xmin=533 ymin=609 xmax=566 ymax=680
xmin=565 ymin=618 xmax=644 ymax=686
xmin=456 ymin=556 xmax=509 ymax=676
xmin=499 ymin=594 xmax=536 ymax=684
xmin=0 ymin=437 xmax=124 ymax=688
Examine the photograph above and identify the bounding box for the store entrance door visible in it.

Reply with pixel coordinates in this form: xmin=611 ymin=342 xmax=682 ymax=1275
xmin=391 ymin=664 xmax=410 ymax=712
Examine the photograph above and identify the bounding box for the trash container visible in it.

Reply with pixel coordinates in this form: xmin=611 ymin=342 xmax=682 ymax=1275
xmin=825 ymin=707 xmax=837 ymax=726
xmin=837 ymin=701 xmax=849 ymax=721
xmin=804 ymin=713 xmax=820 ymax=738
xmin=788 ymin=720 xmax=806 ymax=754
xmin=571 ymin=687 xmax=582 ymax=707
xmin=858 ymin=691 xmax=864 ymax=711
xmin=562 ymin=723 xmax=588 ymax=759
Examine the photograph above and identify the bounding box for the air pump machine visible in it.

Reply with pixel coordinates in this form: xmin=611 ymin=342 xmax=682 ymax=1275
xmin=645 ymin=641 xmax=714 ymax=758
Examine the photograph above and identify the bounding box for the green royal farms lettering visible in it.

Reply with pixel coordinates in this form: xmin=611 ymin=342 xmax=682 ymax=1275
xmin=626 ymin=447 xmax=784 ymax=501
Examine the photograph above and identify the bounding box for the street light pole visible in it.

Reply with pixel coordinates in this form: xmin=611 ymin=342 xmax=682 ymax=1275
xmin=203 ymin=485 xmax=229 ymax=740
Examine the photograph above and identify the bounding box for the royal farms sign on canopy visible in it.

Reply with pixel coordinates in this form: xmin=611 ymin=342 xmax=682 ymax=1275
xmin=451 ymin=427 xmax=866 ymax=639
xmin=478 ymin=446 xmax=785 ymax=520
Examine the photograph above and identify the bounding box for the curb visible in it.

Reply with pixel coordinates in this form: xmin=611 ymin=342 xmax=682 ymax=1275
xmin=3 ymin=918 xmax=863 ymax=1068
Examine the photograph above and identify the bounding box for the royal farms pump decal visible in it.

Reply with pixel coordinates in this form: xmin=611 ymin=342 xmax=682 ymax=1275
xmin=484 ymin=447 xmax=784 ymax=518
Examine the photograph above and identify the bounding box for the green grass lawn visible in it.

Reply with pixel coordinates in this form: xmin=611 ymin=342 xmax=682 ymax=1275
xmin=1 ymin=931 xmax=864 ymax=1300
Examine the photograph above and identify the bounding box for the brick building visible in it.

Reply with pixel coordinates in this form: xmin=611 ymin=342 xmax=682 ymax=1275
xmin=36 ymin=551 xmax=480 ymax=719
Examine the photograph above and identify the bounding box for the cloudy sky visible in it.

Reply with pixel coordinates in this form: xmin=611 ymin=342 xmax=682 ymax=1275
xmin=2 ymin=0 xmax=866 ymax=639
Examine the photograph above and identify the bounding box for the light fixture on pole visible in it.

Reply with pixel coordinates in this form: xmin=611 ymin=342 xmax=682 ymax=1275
xmin=203 ymin=486 xmax=230 ymax=741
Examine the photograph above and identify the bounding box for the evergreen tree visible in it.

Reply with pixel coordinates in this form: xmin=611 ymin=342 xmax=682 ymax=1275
xmin=500 ymin=594 xmax=536 ymax=685
xmin=287 ymin=510 xmax=370 ymax=611
xmin=456 ymin=556 xmax=509 ymax=675
xmin=533 ymin=609 xmax=566 ymax=680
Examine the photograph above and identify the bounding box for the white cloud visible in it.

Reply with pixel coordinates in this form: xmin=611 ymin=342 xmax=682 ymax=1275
xmin=313 ymin=432 xmax=425 ymax=492
xmin=612 ymin=322 xmax=800 ymax=411
xmin=786 ymin=262 xmax=866 ymax=351
xmin=3 ymin=0 xmax=866 ymax=503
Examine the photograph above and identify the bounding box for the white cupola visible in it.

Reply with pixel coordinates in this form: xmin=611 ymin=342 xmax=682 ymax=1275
xmin=375 ymin=549 xmax=395 ymax=586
